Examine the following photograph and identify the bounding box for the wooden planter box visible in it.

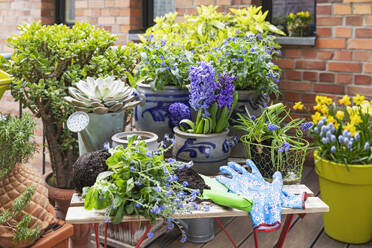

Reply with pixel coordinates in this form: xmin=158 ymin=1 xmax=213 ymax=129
xmin=31 ymin=223 xmax=73 ymax=248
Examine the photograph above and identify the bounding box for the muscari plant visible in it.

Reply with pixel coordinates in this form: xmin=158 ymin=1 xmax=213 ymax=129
xmin=83 ymin=136 xmax=202 ymax=243
xmin=64 ymin=76 xmax=140 ymax=114
xmin=170 ymin=62 xmax=238 ymax=134
xmin=207 ymin=34 xmax=281 ymax=94
xmin=0 ymin=22 xmax=133 ymax=188
xmin=308 ymin=95 xmax=372 ymax=165
xmin=136 ymin=39 xmax=195 ymax=90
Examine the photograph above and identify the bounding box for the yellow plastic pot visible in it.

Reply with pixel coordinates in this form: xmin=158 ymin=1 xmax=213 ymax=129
xmin=314 ymin=150 xmax=372 ymax=244
xmin=0 ymin=69 xmax=12 ymax=100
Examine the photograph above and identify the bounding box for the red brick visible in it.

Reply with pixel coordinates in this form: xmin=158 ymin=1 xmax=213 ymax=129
xmin=286 ymin=70 xmax=301 ymax=80
xmin=355 ymin=28 xmax=372 ymax=38
xmin=317 ymin=17 xmax=342 ymax=26
xmin=314 ymin=84 xmax=345 ymax=94
xmin=274 ymin=59 xmax=294 ymax=69
xmin=364 ymin=63 xmax=372 ymax=73
xmin=353 ymin=51 xmax=370 ymax=61
xmin=196 ymin=0 xmax=215 ymax=5
xmin=336 ymin=74 xmax=353 ymax=84
xmin=302 ymin=94 xmax=316 ymax=103
xmin=319 ymin=73 xmax=335 ymax=82
xmin=317 ymin=51 xmax=334 ymax=60
xmin=316 ymin=39 xmax=345 ymax=49
xmin=279 ymin=81 xmax=311 ymax=91
xmin=328 ymin=62 xmax=361 ymax=72
xmin=296 ymin=60 xmax=326 ymax=70
xmin=302 ymin=49 xmax=317 ymax=58
xmin=285 ymin=49 xmax=301 ymax=58
xmin=175 ymin=0 xmax=193 ymax=7
xmin=335 ymin=27 xmax=352 ymax=38
xmin=317 ymin=5 xmax=332 ymax=15
xmin=334 ymin=4 xmax=351 ymax=15
xmin=316 ymin=28 xmax=332 ymax=37
xmin=349 ymin=40 xmax=372 ymax=50
xmin=284 ymin=92 xmax=301 ymax=101
xmin=348 ymin=86 xmax=372 ymax=97
xmin=335 ymin=51 xmax=352 ymax=60
xmin=346 ymin=16 xmax=363 ymax=26
xmin=354 ymin=75 xmax=371 ymax=85
xmin=303 ymin=72 xmax=318 ymax=81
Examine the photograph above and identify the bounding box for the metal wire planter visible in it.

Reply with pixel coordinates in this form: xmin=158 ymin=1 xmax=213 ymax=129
xmin=241 ymin=136 xmax=309 ymax=184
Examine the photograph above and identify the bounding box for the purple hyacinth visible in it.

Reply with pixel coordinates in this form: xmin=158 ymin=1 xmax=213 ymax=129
xmin=168 ymin=102 xmax=191 ymax=127
xmin=216 ymin=73 xmax=235 ymax=110
xmin=189 ymin=62 xmax=218 ymax=117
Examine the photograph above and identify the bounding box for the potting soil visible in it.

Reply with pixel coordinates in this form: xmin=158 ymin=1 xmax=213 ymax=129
xmin=176 ymin=167 xmax=210 ymax=194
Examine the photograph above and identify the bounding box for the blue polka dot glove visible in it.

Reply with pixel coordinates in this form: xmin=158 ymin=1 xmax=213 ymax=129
xmin=216 ymin=160 xmax=307 ymax=232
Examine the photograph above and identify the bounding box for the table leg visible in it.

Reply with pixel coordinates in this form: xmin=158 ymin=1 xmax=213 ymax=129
xmin=274 ymin=214 xmax=295 ymax=248
xmin=104 ymin=223 xmax=108 ymax=248
xmin=253 ymin=229 xmax=259 ymax=248
xmin=94 ymin=223 xmax=99 ymax=248
xmin=135 ymin=224 xmax=152 ymax=248
xmin=215 ymin=218 xmax=237 ymax=248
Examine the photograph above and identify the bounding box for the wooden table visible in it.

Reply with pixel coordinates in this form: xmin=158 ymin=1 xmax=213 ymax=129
xmin=66 ymin=184 xmax=329 ymax=248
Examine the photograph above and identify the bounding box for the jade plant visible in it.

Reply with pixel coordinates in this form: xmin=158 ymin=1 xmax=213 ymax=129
xmin=83 ymin=136 xmax=201 ymax=242
xmin=1 ymin=22 xmax=130 ymax=188
xmin=64 ymin=76 xmax=140 ymax=114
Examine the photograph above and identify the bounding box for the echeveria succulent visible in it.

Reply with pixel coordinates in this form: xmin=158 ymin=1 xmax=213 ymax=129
xmin=65 ymin=76 xmax=141 ymax=114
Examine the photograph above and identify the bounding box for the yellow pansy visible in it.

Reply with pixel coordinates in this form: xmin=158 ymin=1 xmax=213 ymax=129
xmin=327 ymin=115 xmax=336 ymax=124
xmin=333 ymin=122 xmax=340 ymax=129
xmin=339 ymin=95 xmax=351 ymax=106
xmin=289 ymin=13 xmax=295 ymax=18
xmin=353 ymin=94 xmax=365 ymax=105
xmin=350 ymin=114 xmax=362 ymax=125
xmin=360 ymin=100 xmax=372 ymax=116
xmin=336 ymin=110 xmax=345 ymax=120
xmin=293 ymin=101 xmax=304 ymax=110
xmin=326 ymin=97 xmax=333 ymax=105
xmin=344 ymin=123 xmax=357 ymax=137
xmin=320 ymin=105 xmax=329 ymax=116
xmin=312 ymin=112 xmax=322 ymax=123
xmin=305 ymin=11 xmax=310 ymax=18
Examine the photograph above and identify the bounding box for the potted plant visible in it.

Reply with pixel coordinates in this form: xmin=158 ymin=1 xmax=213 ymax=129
xmin=286 ymin=11 xmax=312 ymax=37
xmin=171 ymin=62 xmax=238 ymax=176
xmin=0 ymin=113 xmax=55 ymax=248
xmin=64 ymin=76 xmax=140 ymax=154
xmin=309 ymin=95 xmax=372 ymax=243
xmin=135 ymin=39 xmax=194 ymax=140
xmin=234 ymin=103 xmax=310 ymax=183
xmin=83 ymin=135 xmax=201 ymax=244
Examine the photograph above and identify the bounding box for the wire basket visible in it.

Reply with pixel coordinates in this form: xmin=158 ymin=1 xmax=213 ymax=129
xmin=242 ymin=137 xmax=309 ymax=184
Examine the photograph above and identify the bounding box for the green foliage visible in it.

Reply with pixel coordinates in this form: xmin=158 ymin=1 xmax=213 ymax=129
xmin=0 ymin=113 xmax=35 ymax=179
xmin=0 ymin=186 xmax=41 ymax=244
xmin=83 ymin=136 xmax=199 ymax=240
xmin=136 ymin=40 xmax=195 ymax=90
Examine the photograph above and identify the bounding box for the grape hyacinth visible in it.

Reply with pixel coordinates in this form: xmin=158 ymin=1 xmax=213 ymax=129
xmin=267 ymin=123 xmax=280 ymax=131
xmin=168 ymin=102 xmax=191 ymax=127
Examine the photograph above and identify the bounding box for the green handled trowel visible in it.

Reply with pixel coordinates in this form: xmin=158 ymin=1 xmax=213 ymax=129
xmin=200 ymin=174 xmax=253 ymax=212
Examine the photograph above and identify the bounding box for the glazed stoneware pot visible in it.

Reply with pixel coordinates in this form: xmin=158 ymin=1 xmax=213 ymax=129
xmin=135 ymin=82 xmax=189 ymax=141
xmin=230 ymin=90 xmax=269 ymax=158
xmin=314 ymin=150 xmax=372 ymax=244
xmin=173 ymin=127 xmax=237 ymax=176
xmin=112 ymin=131 xmax=158 ymax=151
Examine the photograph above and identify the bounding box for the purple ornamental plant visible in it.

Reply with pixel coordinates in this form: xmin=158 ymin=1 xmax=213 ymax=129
xmin=168 ymin=102 xmax=191 ymax=127
xmin=173 ymin=62 xmax=238 ymax=134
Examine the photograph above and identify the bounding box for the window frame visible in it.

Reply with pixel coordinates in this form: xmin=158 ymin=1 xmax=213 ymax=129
xmin=55 ymin=0 xmax=75 ymax=27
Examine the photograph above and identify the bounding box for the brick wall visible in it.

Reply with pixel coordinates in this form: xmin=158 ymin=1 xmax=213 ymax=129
xmin=277 ymin=0 xmax=372 ymax=113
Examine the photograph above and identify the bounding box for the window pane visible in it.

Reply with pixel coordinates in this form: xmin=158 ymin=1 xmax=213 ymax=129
xmin=154 ymin=0 xmax=175 ymax=18
xmin=65 ymin=0 xmax=75 ymax=23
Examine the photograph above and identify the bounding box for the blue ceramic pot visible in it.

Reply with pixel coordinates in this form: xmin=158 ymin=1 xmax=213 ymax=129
xmin=173 ymin=127 xmax=238 ymax=176
xmin=135 ymin=82 xmax=189 ymax=141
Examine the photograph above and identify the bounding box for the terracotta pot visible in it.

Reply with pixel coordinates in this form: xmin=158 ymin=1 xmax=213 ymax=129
xmin=70 ymin=224 xmax=91 ymax=248
xmin=0 ymin=164 xmax=55 ymax=248
xmin=31 ymin=221 xmax=73 ymax=248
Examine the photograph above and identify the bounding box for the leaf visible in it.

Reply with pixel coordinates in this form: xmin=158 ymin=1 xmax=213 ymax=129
xmin=84 ymin=189 xmax=97 ymax=210
xmin=126 ymin=178 xmax=134 ymax=192
xmin=113 ymin=204 xmax=124 ymax=224
xmin=96 ymin=171 xmax=114 ymax=182
xmin=126 ymin=203 xmax=134 ymax=215
xmin=216 ymin=106 xmax=228 ymax=133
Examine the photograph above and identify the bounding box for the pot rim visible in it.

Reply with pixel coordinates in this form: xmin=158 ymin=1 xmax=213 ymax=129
xmin=314 ymin=150 xmax=372 ymax=168
xmin=173 ymin=126 xmax=229 ymax=138
xmin=112 ymin=131 xmax=158 ymax=144
xmin=43 ymin=172 xmax=76 ymax=192
xmin=137 ymin=81 xmax=187 ymax=91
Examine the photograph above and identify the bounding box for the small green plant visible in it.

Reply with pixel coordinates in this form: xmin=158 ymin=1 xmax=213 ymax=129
xmin=286 ymin=11 xmax=312 ymax=37
xmin=136 ymin=40 xmax=195 ymax=90
xmin=0 ymin=113 xmax=35 ymax=179
xmin=0 ymin=187 xmax=41 ymax=244
xmin=83 ymin=136 xmax=201 ymax=242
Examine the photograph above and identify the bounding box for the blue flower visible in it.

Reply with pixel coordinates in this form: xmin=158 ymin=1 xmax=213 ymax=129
xmin=130 ymin=166 xmax=135 ymax=172
xmin=191 ymin=189 xmax=200 ymax=196
xmin=165 ymin=66 xmax=170 ymax=70
xmin=251 ymin=115 xmax=256 ymax=121
xmin=313 ymin=127 xmax=319 ymax=133
xmin=257 ymin=34 xmax=263 ymax=39
xmin=243 ymin=49 xmax=248 ymax=53
xmin=355 ymin=133 xmax=360 ymax=141
xmin=331 ymin=135 xmax=336 ymax=142
xmin=216 ymin=73 xmax=235 ymax=110
xmin=154 ymin=186 xmax=161 ymax=193
xmin=166 ymin=190 xmax=172 ymax=196
xmin=181 ymin=236 xmax=187 ymax=243
xmin=232 ymin=58 xmax=236 ymax=62
xmin=178 ymin=163 xmax=186 ymax=170
xmin=364 ymin=142 xmax=370 ymax=150
xmin=160 ymin=55 xmax=165 ymax=60
xmin=160 ymin=40 xmax=166 ymax=47
xmin=172 ymin=66 xmax=177 ymax=70
xmin=168 ymin=222 xmax=175 ymax=230
xmin=135 ymin=203 xmax=141 ymax=208
xmin=146 ymin=151 xmax=152 ymax=157
xmin=105 ymin=218 xmax=110 ymax=223
xmin=191 ymin=202 xmax=198 ymax=210
xmin=166 ymin=217 xmax=173 ymax=222
xmin=168 ymin=102 xmax=191 ymax=127
xmin=267 ymin=123 xmax=280 ymax=131
xmin=322 ymin=137 xmax=329 ymax=144
xmin=173 ymin=175 xmax=178 ymax=181
xmin=147 ymin=232 xmax=154 ymax=239
xmin=161 ymin=61 xmax=165 ymax=66
xmin=283 ymin=142 xmax=290 ymax=152
xmin=301 ymin=122 xmax=314 ymax=131
xmin=177 ymin=192 xmax=184 ymax=198
xmin=338 ymin=135 xmax=345 ymax=143
xmin=331 ymin=146 xmax=336 ymax=153
xmin=203 ymin=206 xmax=210 ymax=211
xmin=186 ymin=161 xmax=193 ymax=168
xmin=168 ymin=158 xmax=176 ymax=163
xmin=250 ymin=48 xmax=255 ymax=52
xmin=183 ymin=181 xmax=189 ymax=187
xmin=178 ymin=203 xmax=184 ymax=209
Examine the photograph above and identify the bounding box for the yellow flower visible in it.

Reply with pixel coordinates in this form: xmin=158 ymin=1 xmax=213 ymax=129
xmin=297 ymin=11 xmax=304 ymax=16
xmin=326 ymin=115 xmax=335 ymax=124
xmin=350 ymin=114 xmax=362 ymax=125
xmin=336 ymin=111 xmax=344 ymax=120
xmin=360 ymin=100 xmax=372 ymax=116
xmin=289 ymin=13 xmax=295 ymax=18
xmin=311 ymin=112 xmax=322 ymax=123
xmin=353 ymin=94 xmax=365 ymax=105
xmin=305 ymin=11 xmax=310 ymax=18
xmin=339 ymin=95 xmax=351 ymax=106
xmin=326 ymin=97 xmax=333 ymax=105
xmin=344 ymin=123 xmax=357 ymax=137
xmin=293 ymin=101 xmax=304 ymax=110
xmin=320 ymin=105 xmax=329 ymax=116
xmin=333 ymin=122 xmax=340 ymax=129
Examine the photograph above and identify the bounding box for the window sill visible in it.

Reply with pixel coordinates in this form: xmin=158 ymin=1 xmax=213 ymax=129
xmin=276 ymin=36 xmax=316 ymax=46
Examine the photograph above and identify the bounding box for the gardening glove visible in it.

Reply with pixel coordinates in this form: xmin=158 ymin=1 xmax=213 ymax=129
xmin=216 ymin=160 xmax=306 ymax=232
